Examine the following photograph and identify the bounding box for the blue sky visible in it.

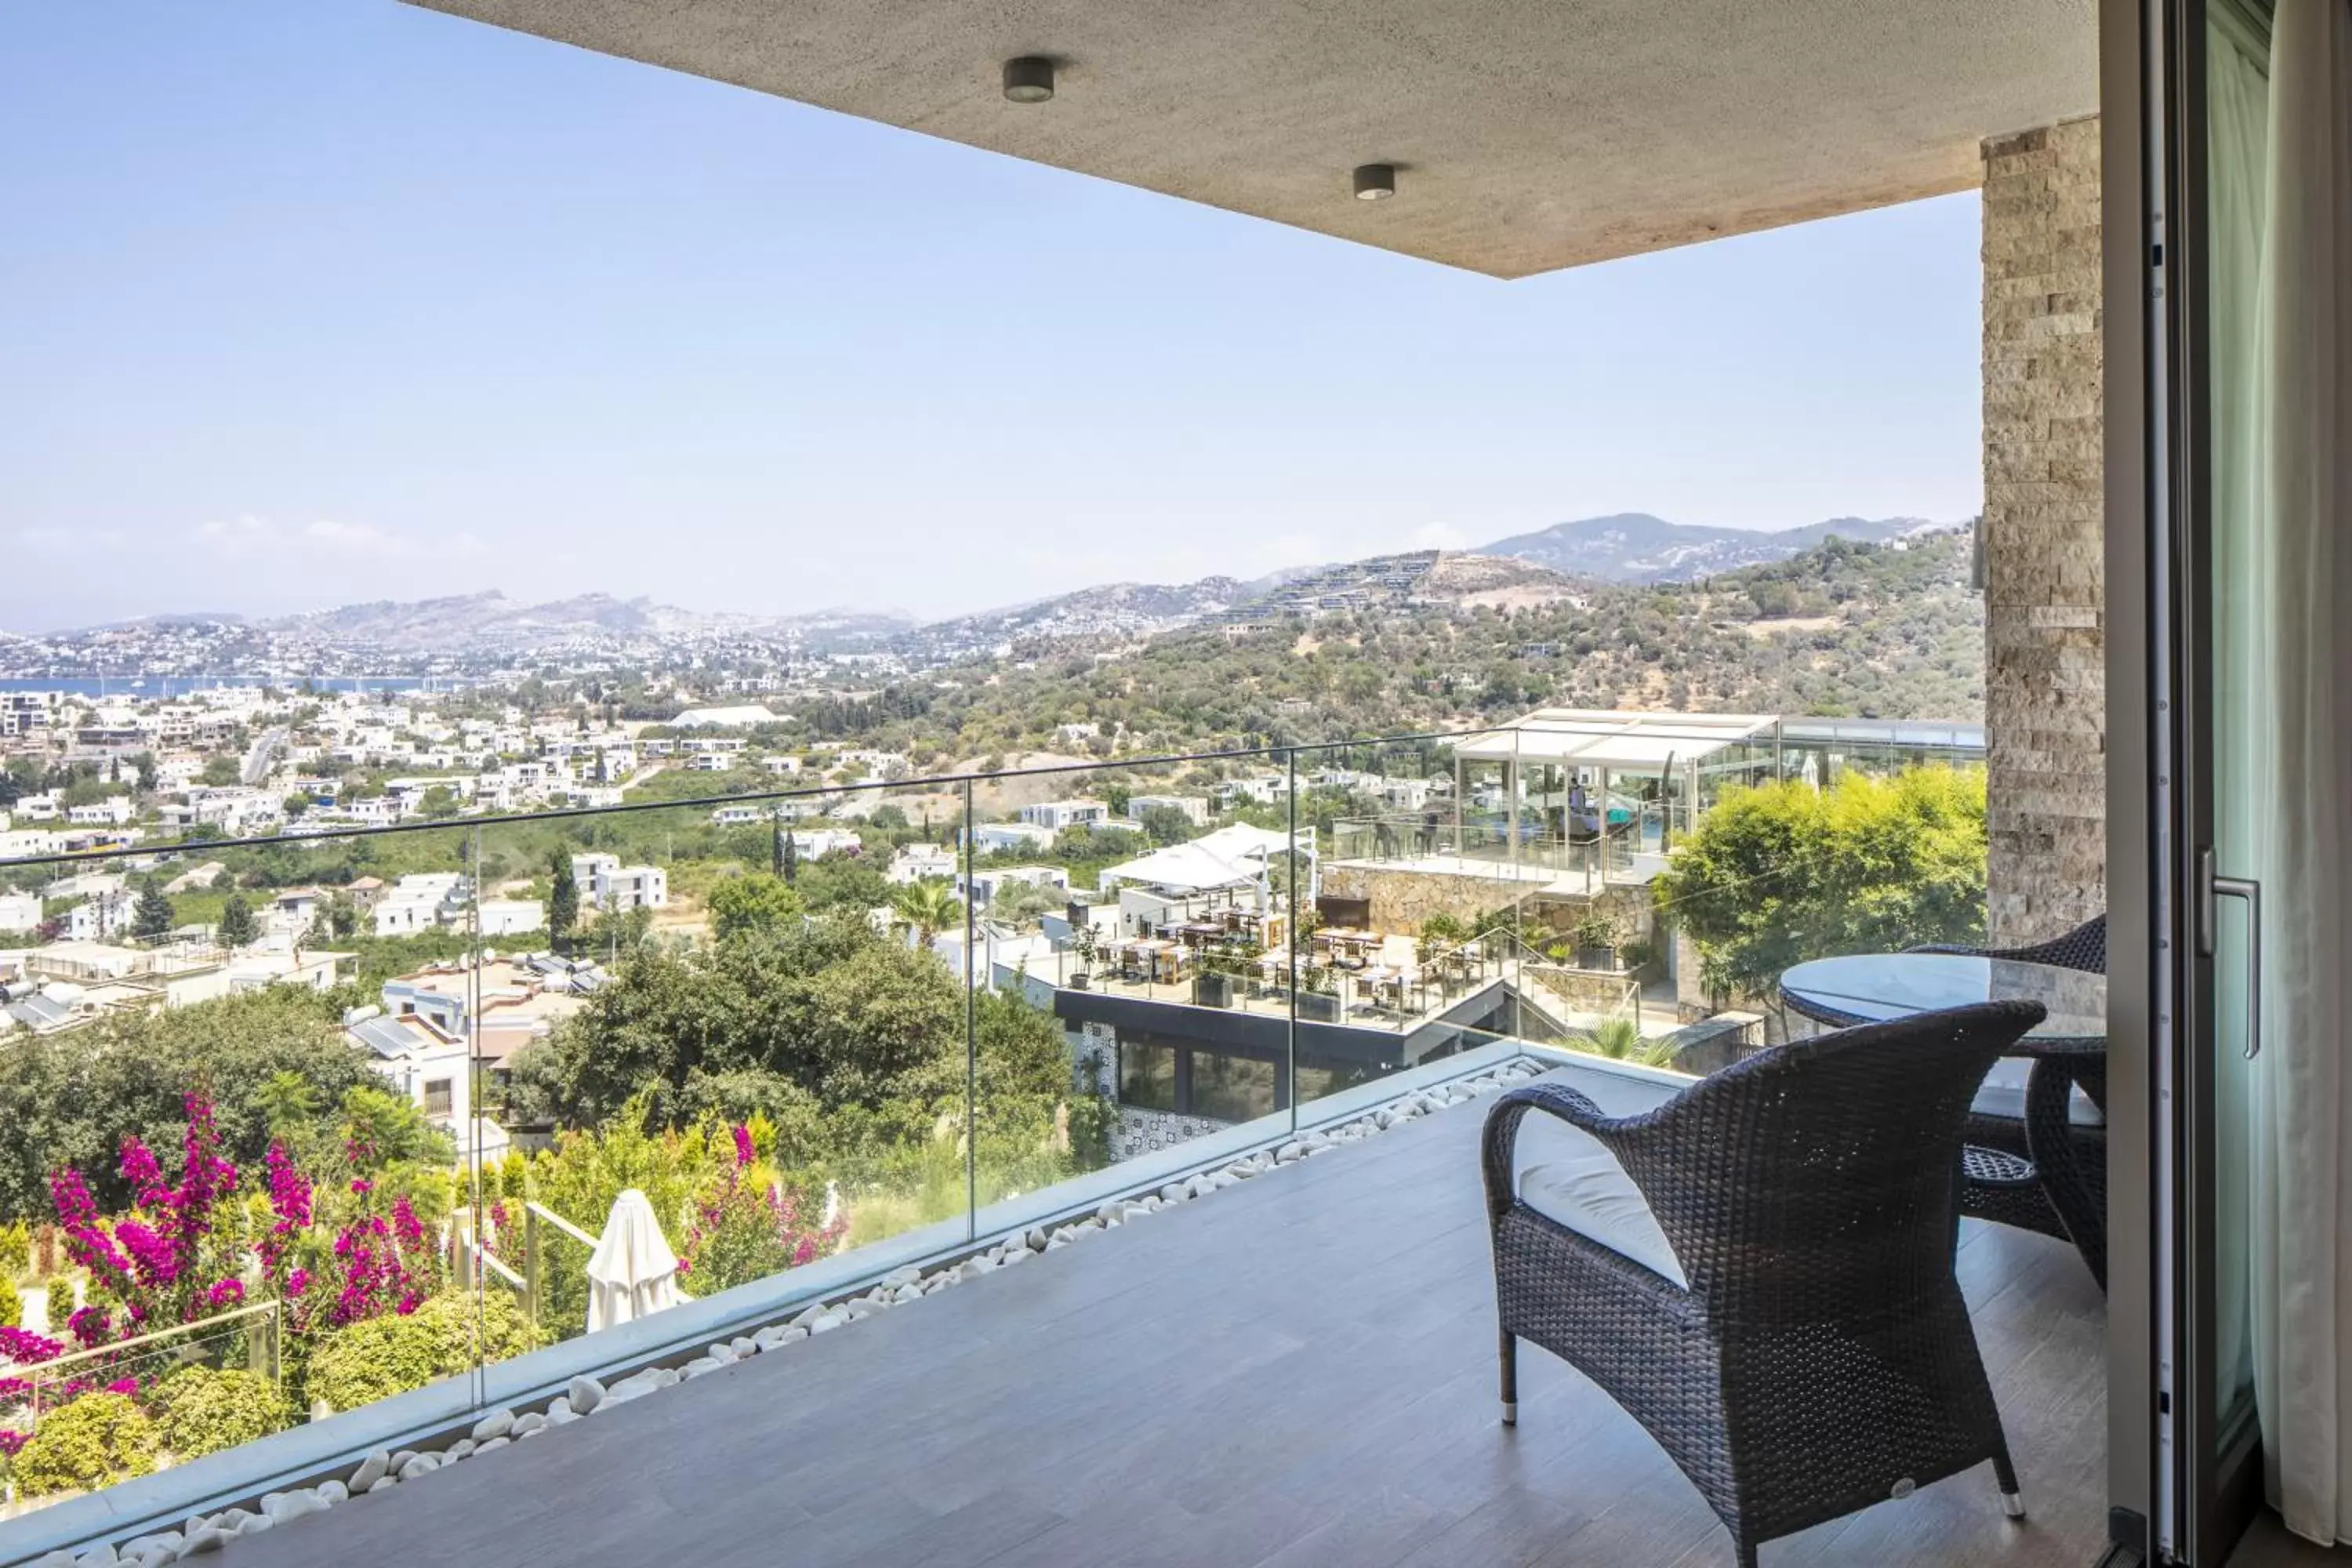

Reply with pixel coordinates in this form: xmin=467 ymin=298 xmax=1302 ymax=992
xmin=1 ymin=2 xmax=1984 ymax=633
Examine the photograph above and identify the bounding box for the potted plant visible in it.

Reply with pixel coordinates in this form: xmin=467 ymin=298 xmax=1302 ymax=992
xmin=1069 ymin=924 xmax=1098 ymax=990
xmin=1571 ymin=910 xmax=1625 ymax=970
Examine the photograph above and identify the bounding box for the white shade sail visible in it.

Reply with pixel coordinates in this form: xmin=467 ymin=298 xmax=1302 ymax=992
xmin=1451 ymin=710 xmax=1778 ymax=774
xmin=1101 ymin=824 xmax=1313 ymax=895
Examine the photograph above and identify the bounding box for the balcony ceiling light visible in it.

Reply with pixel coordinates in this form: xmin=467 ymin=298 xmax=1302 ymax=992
xmin=1002 ymin=56 xmax=1055 ymax=104
xmin=1352 ymin=163 xmax=1396 ymax=201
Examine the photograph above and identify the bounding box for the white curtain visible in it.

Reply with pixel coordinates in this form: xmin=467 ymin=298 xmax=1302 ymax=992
xmin=2208 ymin=5 xmax=2268 ymax=1417
xmin=2238 ymin=0 xmax=2352 ymax=1545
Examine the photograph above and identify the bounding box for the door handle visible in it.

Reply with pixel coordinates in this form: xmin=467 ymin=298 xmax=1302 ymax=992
xmin=2201 ymin=849 xmax=2264 ymax=1059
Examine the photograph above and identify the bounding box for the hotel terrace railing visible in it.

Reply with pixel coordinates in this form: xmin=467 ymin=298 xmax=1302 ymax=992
xmin=0 ymin=720 xmax=1980 ymax=1557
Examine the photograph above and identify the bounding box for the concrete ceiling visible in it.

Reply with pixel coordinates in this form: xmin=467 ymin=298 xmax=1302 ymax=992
xmin=405 ymin=0 xmax=2098 ymax=280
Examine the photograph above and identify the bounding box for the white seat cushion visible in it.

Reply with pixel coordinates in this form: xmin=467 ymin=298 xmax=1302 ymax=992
xmin=1512 ymin=1111 xmax=1689 ymax=1288
xmin=1970 ymin=1058 xmax=2105 ymax=1127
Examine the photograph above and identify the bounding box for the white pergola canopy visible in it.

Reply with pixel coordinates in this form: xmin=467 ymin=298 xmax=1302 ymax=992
xmin=1451 ymin=710 xmax=1780 ymax=776
xmin=1101 ymin=823 xmax=1312 ymax=895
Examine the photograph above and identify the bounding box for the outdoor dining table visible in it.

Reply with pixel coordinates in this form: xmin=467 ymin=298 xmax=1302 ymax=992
xmin=1778 ymin=950 xmax=2109 ymax=1283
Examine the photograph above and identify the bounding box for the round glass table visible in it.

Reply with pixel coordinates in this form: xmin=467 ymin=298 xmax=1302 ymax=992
xmin=1777 ymin=952 xmax=2107 ymax=1051
xmin=1777 ymin=950 xmax=2110 ymax=1290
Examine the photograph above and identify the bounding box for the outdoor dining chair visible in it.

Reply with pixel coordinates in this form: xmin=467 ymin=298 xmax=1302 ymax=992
xmin=1909 ymin=913 xmax=2108 ymax=1286
xmin=1483 ymin=1000 xmax=2046 ymax=1568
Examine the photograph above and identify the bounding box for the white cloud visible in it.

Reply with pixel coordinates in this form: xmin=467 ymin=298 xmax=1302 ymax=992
xmin=302 ymin=519 xmax=408 ymax=557
xmin=194 ymin=515 xmax=276 ymax=554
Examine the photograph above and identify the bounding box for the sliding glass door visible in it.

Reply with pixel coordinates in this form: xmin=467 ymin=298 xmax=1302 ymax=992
xmin=2136 ymin=0 xmax=2338 ymax=1559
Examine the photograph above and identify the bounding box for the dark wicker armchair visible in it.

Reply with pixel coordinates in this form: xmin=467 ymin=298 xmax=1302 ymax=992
xmin=1910 ymin=914 xmax=2108 ymax=1285
xmin=1483 ymin=1001 xmax=2046 ymax=1568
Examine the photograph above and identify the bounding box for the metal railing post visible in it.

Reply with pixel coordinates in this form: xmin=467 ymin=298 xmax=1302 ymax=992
xmin=524 ymin=1206 xmax=542 ymax=1330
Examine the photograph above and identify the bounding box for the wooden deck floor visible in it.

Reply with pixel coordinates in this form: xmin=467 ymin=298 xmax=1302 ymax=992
xmin=231 ymin=1073 xmax=2111 ymax=1568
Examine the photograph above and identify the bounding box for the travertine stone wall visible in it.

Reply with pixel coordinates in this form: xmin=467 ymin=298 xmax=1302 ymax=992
xmin=1982 ymin=116 xmax=2107 ymax=946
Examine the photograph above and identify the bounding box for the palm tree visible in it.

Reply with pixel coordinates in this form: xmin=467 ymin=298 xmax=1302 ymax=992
xmin=1577 ymin=1014 xmax=1681 ymax=1069
xmin=891 ymin=878 xmax=964 ymax=949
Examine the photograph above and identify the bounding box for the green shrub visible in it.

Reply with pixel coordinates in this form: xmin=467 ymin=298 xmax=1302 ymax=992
xmin=13 ymin=1392 xmax=158 ymax=1496
xmin=153 ymin=1367 xmax=294 ymax=1461
xmin=0 ymin=1218 xmax=28 ymax=1278
xmin=303 ymin=1293 xmax=538 ymax=1414
xmin=0 ymin=1274 xmax=20 ymax=1333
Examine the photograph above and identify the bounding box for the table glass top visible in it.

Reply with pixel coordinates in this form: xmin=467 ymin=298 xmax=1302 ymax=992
xmin=1778 ymin=952 xmax=2107 ymax=1046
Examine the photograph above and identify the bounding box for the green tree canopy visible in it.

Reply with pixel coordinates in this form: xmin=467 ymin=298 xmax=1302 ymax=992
xmin=548 ymin=848 xmax=579 ymax=953
xmin=1653 ymin=765 xmax=1988 ymax=1004
xmin=132 ymin=880 xmax=176 ymax=942
xmin=707 ymin=872 xmax=804 ymax=943
xmin=215 ymin=892 xmax=256 ymax=948
xmin=0 ymin=989 xmax=380 ymax=1222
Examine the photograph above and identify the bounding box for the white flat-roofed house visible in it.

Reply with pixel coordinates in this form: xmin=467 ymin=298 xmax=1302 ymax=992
xmin=372 ymin=873 xmax=467 ymax=938
xmin=788 ymin=828 xmax=862 ymax=860
xmin=66 ymin=796 xmax=134 ymax=827
xmin=0 ymin=891 xmax=43 ymax=934
xmin=888 ymin=844 xmax=958 ymax=884
xmin=350 ymin=1011 xmax=509 ymax=1163
xmin=1017 ymin=798 xmax=1109 ymax=832
xmin=686 ymin=752 xmax=736 ymax=772
xmin=268 ymin=887 xmax=328 ymax=935
xmin=672 ymin=705 xmax=781 ymax=729
xmin=13 ymin=793 xmax=60 ymax=822
xmin=570 ymin=856 xmax=666 ymax=913
xmin=1126 ymin=794 xmax=1210 ymax=827
xmin=477 ymin=898 xmax=545 ymax=938
xmin=1381 ymin=776 xmax=1438 ymax=812
xmin=972 ymin=821 xmax=1056 ymax=855
xmin=964 ymin=864 xmax=1071 ymax=909
xmin=1210 ymin=775 xmax=1287 ymax=809
xmin=66 ymin=891 xmax=130 ymax=944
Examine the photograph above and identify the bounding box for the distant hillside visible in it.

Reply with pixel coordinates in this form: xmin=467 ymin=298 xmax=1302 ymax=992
xmin=898 ymin=575 xmax=1276 ymax=655
xmin=1475 ymin=513 xmax=1942 ymax=583
xmin=257 ymin=593 xmax=913 ymax=655
xmin=895 ymin=525 xmax=1986 ymax=763
xmin=1417 ymin=553 xmax=1588 ymax=609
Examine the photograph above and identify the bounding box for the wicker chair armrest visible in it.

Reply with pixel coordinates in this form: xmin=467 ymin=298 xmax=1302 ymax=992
xmin=1480 ymin=1081 xmax=1655 ymax=1225
xmin=1904 ymin=942 xmax=1987 ymax=956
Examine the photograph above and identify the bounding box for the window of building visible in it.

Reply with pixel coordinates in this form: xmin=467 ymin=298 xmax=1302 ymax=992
xmin=1118 ymin=1042 xmax=1178 ymax=1112
xmin=1191 ymin=1051 xmax=1276 ymax=1124
xmin=423 ymin=1078 xmax=453 ymax=1118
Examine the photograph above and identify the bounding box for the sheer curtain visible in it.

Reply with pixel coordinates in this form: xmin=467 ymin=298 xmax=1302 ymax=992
xmin=2207 ymin=2 xmax=2268 ymax=1421
xmin=2234 ymin=0 xmax=2352 ymax=1545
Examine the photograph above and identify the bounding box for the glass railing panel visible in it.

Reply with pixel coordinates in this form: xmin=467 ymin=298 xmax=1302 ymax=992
xmin=0 ymin=822 xmax=485 ymax=1523
xmin=473 ymin=774 xmax=965 ymax=1360
xmin=971 ymin=746 xmax=1298 ymax=1236
xmin=1639 ymin=739 xmax=1991 ymax=1070
xmin=1272 ymin=731 xmax=1521 ymax=1113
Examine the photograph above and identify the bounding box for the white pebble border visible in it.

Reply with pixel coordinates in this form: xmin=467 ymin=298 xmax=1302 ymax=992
xmin=24 ymin=1059 xmax=1546 ymax=1568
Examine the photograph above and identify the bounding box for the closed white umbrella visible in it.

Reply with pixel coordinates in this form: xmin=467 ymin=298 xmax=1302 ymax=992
xmin=585 ymin=1189 xmax=682 ymax=1333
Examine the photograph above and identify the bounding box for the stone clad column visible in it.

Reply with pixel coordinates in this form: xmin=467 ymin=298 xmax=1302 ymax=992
xmin=1981 ymin=116 xmax=2107 ymax=946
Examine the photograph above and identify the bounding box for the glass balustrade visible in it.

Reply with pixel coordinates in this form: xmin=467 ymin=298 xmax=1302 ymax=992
xmin=0 ymin=720 xmax=1992 ymax=1551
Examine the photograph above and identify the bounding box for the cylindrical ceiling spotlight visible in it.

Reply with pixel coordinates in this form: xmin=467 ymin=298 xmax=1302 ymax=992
xmin=1352 ymin=163 xmax=1397 ymax=201
xmin=1003 ymin=56 xmax=1056 ymax=103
